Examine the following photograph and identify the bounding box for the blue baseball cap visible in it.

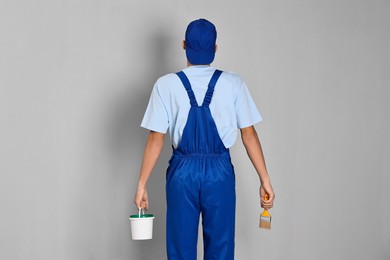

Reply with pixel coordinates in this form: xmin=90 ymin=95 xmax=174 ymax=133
xmin=185 ymin=19 xmax=217 ymax=65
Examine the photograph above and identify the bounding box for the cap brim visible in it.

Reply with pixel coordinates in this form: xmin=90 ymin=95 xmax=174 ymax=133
xmin=186 ymin=47 xmax=215 ymax=65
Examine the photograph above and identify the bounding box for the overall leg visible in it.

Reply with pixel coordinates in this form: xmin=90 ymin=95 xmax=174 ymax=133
xmin=201 ymin=158 xmax=236 ymax=260
xmin=166 ymin=159 xmax=201 ymax=260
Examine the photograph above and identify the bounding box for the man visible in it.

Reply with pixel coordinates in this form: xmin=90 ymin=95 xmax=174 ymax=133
xmin=134 ymin=18 xmax=275 ymax=260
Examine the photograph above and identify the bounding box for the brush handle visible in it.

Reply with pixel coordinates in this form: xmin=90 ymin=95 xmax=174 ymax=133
xmin=261 ymin=193 xmax=271 ymax=216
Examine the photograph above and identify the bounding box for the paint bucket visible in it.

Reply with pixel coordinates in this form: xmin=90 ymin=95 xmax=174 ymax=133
xmin=129 ymin=209 xmax=155 ymax=240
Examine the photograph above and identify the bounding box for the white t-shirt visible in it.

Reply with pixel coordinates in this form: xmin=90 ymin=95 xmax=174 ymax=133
xmin=141 ymin=65 xmax=262 ymax=148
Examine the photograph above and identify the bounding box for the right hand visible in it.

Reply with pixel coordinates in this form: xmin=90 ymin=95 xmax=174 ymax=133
xmin=134 ymin=186 xmax=149 ymax=210
xmin=260 ymin=181 xmax=275 ymax=210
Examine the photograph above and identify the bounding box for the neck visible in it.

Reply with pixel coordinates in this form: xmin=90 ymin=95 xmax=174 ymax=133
xmin=187 ymin=61 xmax=210 ymax=67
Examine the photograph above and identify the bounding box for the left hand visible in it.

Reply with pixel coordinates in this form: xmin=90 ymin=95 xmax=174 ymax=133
xmin=134 ymin=187 xmax=149 ymax=210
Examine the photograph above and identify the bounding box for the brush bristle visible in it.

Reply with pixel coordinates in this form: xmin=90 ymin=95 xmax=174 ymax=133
xmin=259 ymin=216 xmax=271 ymax=230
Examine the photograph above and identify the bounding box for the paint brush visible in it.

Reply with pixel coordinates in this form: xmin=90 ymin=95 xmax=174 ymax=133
xmin=259 ymin=194 xmax=271 ymax=230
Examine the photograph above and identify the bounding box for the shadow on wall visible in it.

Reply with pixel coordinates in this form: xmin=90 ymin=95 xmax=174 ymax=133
xmin=105 ymin=30 xmax=175 ymax=259
xmin=68 ymin=29 xmax=176 ymax=259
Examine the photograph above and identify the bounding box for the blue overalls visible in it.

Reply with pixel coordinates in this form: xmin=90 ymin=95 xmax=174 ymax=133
xmin=166 ymin=69 xmax=236 ymax=260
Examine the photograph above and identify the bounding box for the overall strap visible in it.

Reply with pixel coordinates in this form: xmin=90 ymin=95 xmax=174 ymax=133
xmin=202 ymin=70 xmax=223 ymax=107
xmin=176 ymin=71 xmax=198 ymax=107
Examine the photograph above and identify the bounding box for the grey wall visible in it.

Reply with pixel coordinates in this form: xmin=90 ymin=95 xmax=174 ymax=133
xmin=1 ymin=0 xmax=389 ymax=259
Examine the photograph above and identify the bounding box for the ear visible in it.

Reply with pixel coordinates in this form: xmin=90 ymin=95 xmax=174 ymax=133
xmin=183 ymin=40 xmax=186 ymax=50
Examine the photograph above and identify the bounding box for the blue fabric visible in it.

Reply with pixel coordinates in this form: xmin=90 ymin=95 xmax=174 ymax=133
xmin=166 ymin=70 xmax=236 ymax=260
xmin=185 ymin=19 xmax=217 ymax=65
xmin=140 ymin=66 xmax=263 ymax=149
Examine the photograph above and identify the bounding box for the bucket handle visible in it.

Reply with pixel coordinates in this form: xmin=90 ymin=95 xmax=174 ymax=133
xmin=138 ymin=208 xmax=145 ymax=218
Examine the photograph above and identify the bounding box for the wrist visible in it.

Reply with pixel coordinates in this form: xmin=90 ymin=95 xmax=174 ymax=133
xmin=260 ymin=175 xmax=270 ymax=185
xmin=137 ymin=182 xmax=147 ymax=190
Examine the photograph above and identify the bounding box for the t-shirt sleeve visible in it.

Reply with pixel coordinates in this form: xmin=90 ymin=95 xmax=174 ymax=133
xmin=235 ymin=79 xmax=263 ymax=128
xmin=140 ymin=81 xmax=169 ymax=133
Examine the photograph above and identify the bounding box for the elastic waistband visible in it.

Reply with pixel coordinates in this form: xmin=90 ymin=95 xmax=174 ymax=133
xmin=172 ymin=149 xmax=230 ymax=158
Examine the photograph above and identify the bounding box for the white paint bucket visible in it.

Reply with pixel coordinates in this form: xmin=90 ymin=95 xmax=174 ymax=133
xmin=129 ymin=209 xmax=155 ymax=240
